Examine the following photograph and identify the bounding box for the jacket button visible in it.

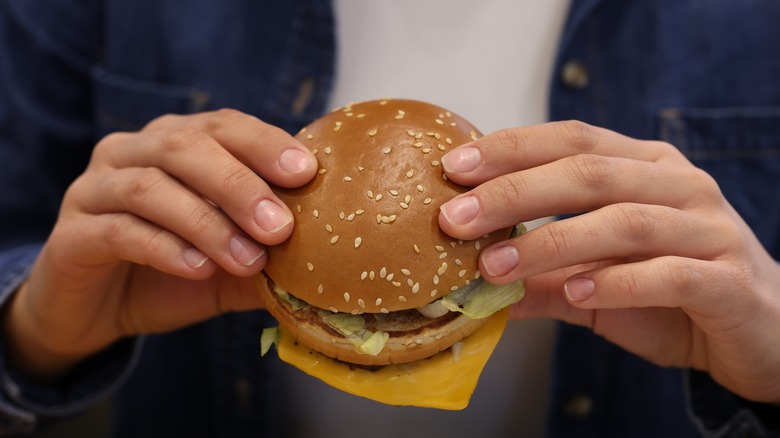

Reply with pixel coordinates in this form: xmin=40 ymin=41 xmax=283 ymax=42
xmin=564 ymin=393 xmax=593 ymax=419
xmin=560 ymin=60 xmax=590 ymax=89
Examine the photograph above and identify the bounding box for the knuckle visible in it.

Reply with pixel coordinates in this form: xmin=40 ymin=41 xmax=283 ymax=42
xmin=615 ymin=267 xmax=644 ymax=307
xmin=185 ymin=204 xmax=222 ymax=236
xmin=567 ymin=153 xmax=615 ymax=191
xmin=493 ymin=128 xmax=528 ymax=154
xmin=202 ymin=108 xmax=247 ymax=132
xmin=610 ymin=203 xmax=657 ymax=243
xmin=555 ymin=120 xmax=597 ymax=153
xmin=123 ymin=168 xmax=167 ymax=205
xmin=218 ymin=164 xmax=258 ymax=197
xmin=660 ymin=257 xmax=699 ymax=298
xmin=92 ymin=132 xmax=130 ymax=163
xmin=481 ymin=174 xmax=530 ymax=211
xmin=158 ymin=126 xmax=207 ymax=155
xmin=536 ymin=223 xmax=572 ymax=260
xmin=145 ymin=113 xmax=184 ymax=131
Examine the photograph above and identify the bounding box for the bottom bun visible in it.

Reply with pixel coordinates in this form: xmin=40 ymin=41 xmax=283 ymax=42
xmin=259 ymin=276 xmax=486 ymax=366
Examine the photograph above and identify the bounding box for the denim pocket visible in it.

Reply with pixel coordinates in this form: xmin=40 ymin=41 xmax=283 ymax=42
xmin=657 ymin=106 xmax=780 ymax=254
xmin=658 ymin=107 xmax=780 ymax=161
xmin=91 ymin=66 xmax=210 ymax=137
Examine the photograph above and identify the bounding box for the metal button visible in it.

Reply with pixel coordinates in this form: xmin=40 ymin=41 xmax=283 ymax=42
xmin=564 ymin=393 xmax=593 ymax=419
xmin=560 ymin=60 xmax=590 ymax=89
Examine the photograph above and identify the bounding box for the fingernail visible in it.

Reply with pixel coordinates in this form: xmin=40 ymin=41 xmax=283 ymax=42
xmin=183 ymin=247 xmax=209 ymax=269
xmin=564 ymin=277 xmax=595 ymax=302
xmin=480 ymin=245 xmax=519 ymax=277
xmin=255 ymin=199 xmax=293 ymax=233
xmin=279 ymin=148 xmax=314 ymax=175
xmin=441 ymin=146 xmax=481 ymax=173
xmin=440 ymin=196 xmax=480 ymax=225
xmin=229 ymin=235 xmax=265 ymax=266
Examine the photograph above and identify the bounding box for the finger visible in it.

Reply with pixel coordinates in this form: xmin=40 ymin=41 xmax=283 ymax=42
xmin=476 ymin=203 xmax=728 ymax=284
xmin=94 ymin=128 xmax=296 ymax=245
xmin=441 ymin=120 xmax=686 ymax=186
xmin=73 ymin=167 xmax=267 ymax=275
xmin=561 ymin=256 xmax=735 ymax=313
xmin=439 ymin=153 xmax=720 ymax=240
xmin=59 ymin=212 xmax=219 ymax=280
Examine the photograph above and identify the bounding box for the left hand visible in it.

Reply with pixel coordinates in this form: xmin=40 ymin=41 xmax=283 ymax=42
xmin=438 ymin=120 xmax=780 ymax=404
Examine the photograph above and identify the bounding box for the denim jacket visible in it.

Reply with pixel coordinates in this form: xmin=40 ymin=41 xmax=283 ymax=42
xmin=0 ymin=1 xmax=778 ymax=437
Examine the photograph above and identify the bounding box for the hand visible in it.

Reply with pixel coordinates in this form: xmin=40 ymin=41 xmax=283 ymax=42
xmin=438 ymin=121 xmax=780 ymax=404
xmin=3 ymin=109 xmax=317 ymax=379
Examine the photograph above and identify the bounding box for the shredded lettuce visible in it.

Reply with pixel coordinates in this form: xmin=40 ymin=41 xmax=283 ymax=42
xmin=441 ymin=280 xmax=525 ymax=319
xmin=320 ymin=311 xmax=389 ymax=356
xmin=260 ymin=327 xmax=281 ymax=356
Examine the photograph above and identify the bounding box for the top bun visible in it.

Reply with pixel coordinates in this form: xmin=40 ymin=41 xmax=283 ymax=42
xmin=264 ymin=99 xmax=511 ymax=314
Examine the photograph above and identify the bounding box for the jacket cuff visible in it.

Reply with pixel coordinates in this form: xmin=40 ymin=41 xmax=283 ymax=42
xmin=687 ymin=369 xmax=780 ymax=437
xmin=0 ymin=244 xmax=142 ymax=434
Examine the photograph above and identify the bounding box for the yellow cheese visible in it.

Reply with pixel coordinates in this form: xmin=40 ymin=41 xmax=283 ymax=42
xmin=276 ymin=308 xmax=509 ymax=410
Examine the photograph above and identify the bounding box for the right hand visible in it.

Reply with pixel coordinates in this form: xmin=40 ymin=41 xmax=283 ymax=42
xmin=2 ymin=109 xmax=317 ymax=379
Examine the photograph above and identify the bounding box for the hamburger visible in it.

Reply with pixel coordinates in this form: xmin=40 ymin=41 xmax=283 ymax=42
xmin=259 ymin=99 xmax=525 ymax=409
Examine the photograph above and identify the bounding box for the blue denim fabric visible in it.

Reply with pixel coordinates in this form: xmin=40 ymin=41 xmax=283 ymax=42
xmin=0 ymin=0 xmax=779 ymax=437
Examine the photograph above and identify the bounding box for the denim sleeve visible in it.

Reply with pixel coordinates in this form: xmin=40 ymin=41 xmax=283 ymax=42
xmin=687 ymin=370 xmax=780 ymax=437
xmin=0 ymin=245 xmax=142 ymax=435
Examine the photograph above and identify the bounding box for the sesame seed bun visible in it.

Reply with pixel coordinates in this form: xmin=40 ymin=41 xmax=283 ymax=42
xmin=261 ymin=98 xmax=513 ymax=365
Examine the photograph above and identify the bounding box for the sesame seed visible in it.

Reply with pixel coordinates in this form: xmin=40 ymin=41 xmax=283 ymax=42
xmin=388 ymin=215 xmax=397 ymax=222
xmin=380 ymin=267 xmax=387 ymax=278
xmin=413 ymin=142 xmax=423 ymax=148
xmin=375 ymin=193 xmax=383 ymax=201
xmin=351 ymin=310 xmax=359 ymax=315
xmin=399 ymin=296 xmax=408 ymax=302
xmin=439 ymin=252 xmax=448 ymax=259
xmin=442 ymin=173 xmax=448 ymax=181
xmin=455 ymin=258 xmax=462 ymax=266
xmin=412 ymin=283 xmax=420 ymax=294
xmin=339 ymin=211 xmax=345 ymax=220
xmin=431 ymin=161 xmax=440 ymax=167
xmin=354 ymin=237 xmax=362 ymax=248
xmin=406 ymin=130 xmax=415 ymax=136
xmin=343 ymin=176 xmax=352 ymax=182
xmin=470 ymin=130 xmax=478 ymax=140
xmin=389 ymin=189 xmax=399 ymax=196
xmin=426 ymin=132 xmax=435 ymax=137
xmin=450 ymin=241 xmax=457 ymax=248
xmin=383 ymin=147 xmax=392 ymax=154
xmin=358 ymin=166 xmax=365 ymax=171
xmin=375 ymin=298 xmax=383 ymax=306
xmin=318 ymin=168 xmax=328 ymax=175
xmin=422 ymin=148 xmax=432 ymax=154
xmin=446 ymin=138 xmax=453 ymax=145
xmin=437 ymin=262 xmax=448 ymax=276
xmin=326 ymin=224 xmax=333 ymax=233
xmin=361 ymin=271 xmax=368 ymax=280
xmin=458 ymin=269 xmax=467 ymax=278
xmin=435 ymin=133 xmax=442 ymax=139
xmin=313 ymin=209 xmax=319 ymax=218
xmin=475 ymin=241 xmax=481 ymax=250
xmin=416 ymin=185 xmax=424 ymax=192
xmin=433 ymin=275 xmax=440 ymax=285
xmin=296 ymin=204 xmax=302 ymax=213
xmin=343 ymin=292 xmax=350 ymax=303
xmin=406 ymin=170 xmax=415 ymax=178
xmin=404 ymin=195 xmax=411 ymax=204
xmin=370 ymin=271 xmax=376 ymax=280
xmin=376 ymin=214 xmax=382 ymax=224
xmin=330 ymin=235 xmax=339 ymax=244
xmin=413 ymin=245 xmax=420 ymax=254
xmin=346 ymin=213 xmax=355 ymax=221
xmin=438 ymin=144 xmax=446 ymax=151
xmin=423 ymin=198 xmax=432 ymax=205
xmin=329 ymin=306 xmax=338 ymax=313
xmin=450 ymin=122 xmax=457 ymax=127
xmin=333 ymin=121 xmax=342 ymax=132
xmin=392 ymin=281 xmax=401 ymax=287
xmin=435 ymin=245 xmax=445 ymax=252
xmin=358 ymin=299 xmax=365 ymax=308
xmin=407 ymin=279 xmax=414 ymax=287
xmin=356 ymin=209 xmax=365 ymax=215
xmin=318 ymin=284 xmax=324 ymax=294
xmin=357 ymin=113 xmax=366 ymax=118
xmin=324 ymin=147 xmax=332 ymax=154
xmin=307 ymin=263 xmax=314 ymax=272
xmin=380 ymin=308 xmax=389 ymax=314
xmin=368 ymin=129 xmax=378 ymax=137
xmin=400 ymin=202 xmax=409 ymax=209
xmin=446 ymin=111 xmax=452 ymax=117
xmin=386 ymin=273 xmax=395 ymax=281
xmin=435 ymin=118 xmax=444 ymax=125
xmin=430 ymin=289 xmax=438 ymax=297
xmin=401 ymin=268 xmax=411 ymax=276
xmin=450 ymin=285 xmax=459 ymax=291
xmin=367 ymin=190 xmax=374 ymax=199
xmin=475 ymin=271 xmax=481 ymax=279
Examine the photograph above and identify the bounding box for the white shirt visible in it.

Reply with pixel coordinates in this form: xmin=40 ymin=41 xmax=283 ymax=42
xmin=287 ymin=2 xmax=571 ymax=437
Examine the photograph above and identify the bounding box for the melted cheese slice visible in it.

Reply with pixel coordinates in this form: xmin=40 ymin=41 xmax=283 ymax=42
xmin=276 ymin=308 xmax=509 ymax=410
